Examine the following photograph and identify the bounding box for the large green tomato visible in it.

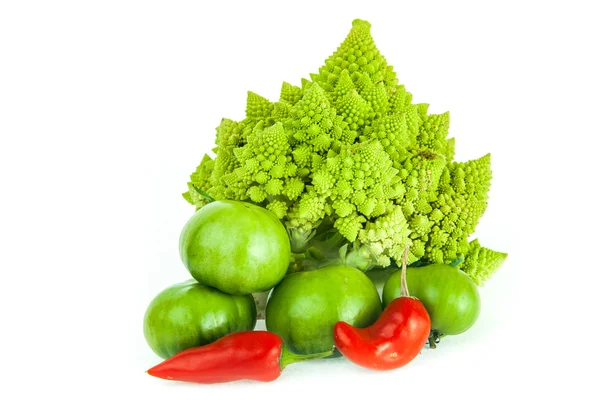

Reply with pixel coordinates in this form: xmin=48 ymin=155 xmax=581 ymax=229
xmin=143 ymin=280 xmax=256 ymax=359
xmin=266 ymin=265 xmax=382 ymax=355
xmin=382 ymin=264 xmax=480 ymax=336
xmin=179 ymin=200 xmax=291 ymax=295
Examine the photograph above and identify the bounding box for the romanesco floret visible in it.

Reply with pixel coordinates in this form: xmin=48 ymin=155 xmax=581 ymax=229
xmin=245 ymin=92 xmax=274 ymax=123
xmin=354 ymin=206 xmax=413 ymax=268
xmin=182 ymin=19 xmax=506 ymax=285
xmin=183 ymin=153 xmax=214 ymax=209
xmin=461 ymin=239 xmax=508 ymax=285
xmin=421 ymin=153 xmax=492 ymax=264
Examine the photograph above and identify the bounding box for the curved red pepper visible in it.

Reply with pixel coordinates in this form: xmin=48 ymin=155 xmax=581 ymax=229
xmin=333 ymin=246 xmax=431 ymax=370
xmin=146 ymin=331 xmax=332 ymax=384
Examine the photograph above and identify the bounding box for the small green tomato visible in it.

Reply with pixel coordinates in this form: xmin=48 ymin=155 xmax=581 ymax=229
xmin=143 ymin=280 xmax=256 ymax=359
xmin=179 ymin=200 xmax=291 ymax=295
xmin=266 ymin=265 xmax=382 ymax=355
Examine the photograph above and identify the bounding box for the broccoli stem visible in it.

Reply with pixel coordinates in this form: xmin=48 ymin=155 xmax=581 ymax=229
xmin=289 ymin=230 xmax=381 ymax=271
xmin=365 ymin=266 xmax=398 ymax=292
xmin=287 ymin=227 xmax=317 ymax=253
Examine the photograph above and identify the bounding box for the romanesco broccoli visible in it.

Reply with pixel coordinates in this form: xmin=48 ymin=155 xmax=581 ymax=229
xmin=183 ymin=19 xmax=506 ymax=285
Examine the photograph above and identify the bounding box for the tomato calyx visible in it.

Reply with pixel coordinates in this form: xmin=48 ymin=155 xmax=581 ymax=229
xmin=428 ymin=330 xmax=443 ymax=349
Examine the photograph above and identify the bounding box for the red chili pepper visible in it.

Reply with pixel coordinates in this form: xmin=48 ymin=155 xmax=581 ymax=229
xmin=333 ymin=246 xmax=431 ymax=370
xmin=146 ymin=330 xmax=333 ymax=383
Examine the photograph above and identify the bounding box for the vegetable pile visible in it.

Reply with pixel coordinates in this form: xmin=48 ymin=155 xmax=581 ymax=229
xmin=143 ymin=19 xmax=508 ymax=384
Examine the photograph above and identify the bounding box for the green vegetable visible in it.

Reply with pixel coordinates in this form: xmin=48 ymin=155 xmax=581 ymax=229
xmin=179 ymin=200 xmax=291 ymax=295
xmin=265 ymin=265 xmax=382 ymax=355
xmin=183 ymin=19 xmax=506 ymax=285
xmin=382 ymin=264 xmax=480 ymax=340
xmin=143 ymin=280 xmax=257 ymax=359
xmin=461 ymin=239 xmax=508 ymax=285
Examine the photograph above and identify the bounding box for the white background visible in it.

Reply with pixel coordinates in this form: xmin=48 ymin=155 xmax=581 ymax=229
xmin=1 ymin=0 xmax=599 ymax=398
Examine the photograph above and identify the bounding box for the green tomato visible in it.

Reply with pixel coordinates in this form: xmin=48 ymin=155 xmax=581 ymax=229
xmin=382 ymin=264 xmax=480 ymax=336
xmin=266 ymin=265 xmax=382 ymax=355
xmin=143 ymin=280 xmax=256 ymax=359
xmin=179 ymin=200 xmax=291 ymax=295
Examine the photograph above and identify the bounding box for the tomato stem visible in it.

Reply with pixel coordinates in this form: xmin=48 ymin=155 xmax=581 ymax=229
xmin=400 ymin=244 xmax=410 ymax=297
xmin=428 ymin=336 xmax=436 ymax=349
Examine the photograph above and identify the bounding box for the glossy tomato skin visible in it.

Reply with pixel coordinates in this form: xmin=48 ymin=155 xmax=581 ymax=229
xmin=179 ymin=200 xmax=291 ymax=295
xmin=266 ymin=265 xmax=382 ymax=355
xmin=143 ymin=280 xmax=257 ymax=359
xmin=382 ymin=264 xmax=480 ymax=335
